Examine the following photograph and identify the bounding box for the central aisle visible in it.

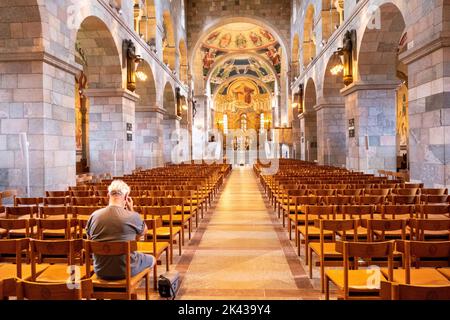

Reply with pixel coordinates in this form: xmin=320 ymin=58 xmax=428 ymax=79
xmin=176 ymin=167 xmax=320 ymax=300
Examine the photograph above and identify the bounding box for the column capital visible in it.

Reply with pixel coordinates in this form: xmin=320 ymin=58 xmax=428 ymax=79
xmin=340 ymin=81 xmax=401 ymax=97
xmin=0 ymin=51 xmax=83 ymax=76
xmin=84 ymin=88 xmax=140 ymax=102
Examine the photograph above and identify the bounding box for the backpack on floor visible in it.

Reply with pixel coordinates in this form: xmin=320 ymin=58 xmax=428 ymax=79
xmin=158 ymin=271 xmax=180 ymax=300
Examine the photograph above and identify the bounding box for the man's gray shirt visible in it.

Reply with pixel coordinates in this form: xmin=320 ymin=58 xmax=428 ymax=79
xmin=86 ymin=205 xmax=148 ymax=279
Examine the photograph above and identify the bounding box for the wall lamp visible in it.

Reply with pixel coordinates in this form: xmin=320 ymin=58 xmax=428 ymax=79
xmin=124 ymin=39 xmax=143 ymax=92
xmin=330 ymin=29 xmax=356 ymax=86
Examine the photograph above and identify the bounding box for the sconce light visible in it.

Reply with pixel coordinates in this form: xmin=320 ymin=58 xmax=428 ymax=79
xmin=136 ymin=71 xmax=147 ymax=81
xmin=297 ymin=83 xmax=304 ymax=114
xmin=330 ymin=29 xmax=356 ymax=86
xmin=181 ymin=103 xmax=188 ymax=111
xmin=124 ymin=39 xmax=143 ymax=92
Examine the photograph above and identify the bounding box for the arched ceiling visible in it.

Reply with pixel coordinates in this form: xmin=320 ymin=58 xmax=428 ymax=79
xmin=209 ymin=56 xmax=276 ymax=93
xmin=201 ymin=22 xmax=282 ymax=79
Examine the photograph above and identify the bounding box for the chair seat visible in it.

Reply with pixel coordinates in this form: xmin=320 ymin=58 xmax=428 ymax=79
xmin=437 ymin=268 xmax=450 ymax=280
xmin=137 ymin=241 xmax=170 ymax=257
xmin=381 ymin=268 xmax=450 ymax=286
xmin=177 ymin=205 xmax=198 ymax=214
xmin=288 ymin=214 xmax=306 ymax=223
xmin=326 ymin=269 xmax=387 ymax=291
xmin=336 ymin=226 xmax=368 ymax=237
xmin=154 ymin=226 xmax=182 ymax=237
xmin=35 ymin=264 xmax=90 ymax=283
xmin=7 ymin=228 xmax=34 ymax=237
xmin=297 ymin=226 xmax=334 ymax=237
xmin=284 ymin=206 xmax=307 ymax=214
xmin=90 ymin=268 xmax=149 ymax=289
xmin=42 ymin=227 xmax=77 ymax=237
xmin=421 ymin=230 xmax=450 ymax=238
xmin=162 ymin=215 xmax=190 ymax=224
xmin=309 ymin=242 xmax=342 ymax=257
xmin=0 ymin=263 xmax=49 ymax=280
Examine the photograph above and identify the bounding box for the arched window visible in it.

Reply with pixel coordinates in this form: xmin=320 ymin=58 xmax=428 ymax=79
xmin=240 ymin=114 xmax=247 ymax=131
xmin=223 ymin=114 xmax=228 ymax=135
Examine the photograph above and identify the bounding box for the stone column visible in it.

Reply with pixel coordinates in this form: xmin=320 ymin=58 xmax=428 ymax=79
xmin=163 ymin=114 xmax=181 ymax=164
xmin=401 ymin=40 xmax=450 ymax=187
xmin=315 ymin=103 xmax=346 ymax=166
xmin=192 ymin=95 xmax=207 ymax=161
xmin=299 ymin=112 xmax=318 ymax=162
xmin=341 ymin=82 xmax=398 ymax=173
xmin=0 ymin=56 xmax=79 ymax=196
xmin=85 ymin=88 xmax=138 ymax=177
xmin=135 ymin=107 xmax=164 ymax=169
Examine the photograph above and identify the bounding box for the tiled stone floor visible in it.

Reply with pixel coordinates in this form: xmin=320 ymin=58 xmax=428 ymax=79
xmin=140 ymin=167 xmax=336 ymax=300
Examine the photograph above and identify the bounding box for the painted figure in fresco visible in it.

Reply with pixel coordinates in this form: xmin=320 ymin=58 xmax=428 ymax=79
xmin=259 ymin=28 xmax=274 ymax=42
xmin=266 ymin=45 xmax=281 ymax=73
xmin=249 ymin=32 xmax=263 ymax=47
xmin=206 ymin=31 xmax=221 ymax=44
xmin=236 ymin=33 xmax=247 ymax=49
xmin=219 ymin=33 xmax=232 ymax=48
xmin=202 ymin=48 xmax=217 ymax=74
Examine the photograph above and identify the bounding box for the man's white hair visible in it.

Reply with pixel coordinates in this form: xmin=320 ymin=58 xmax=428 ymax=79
xmin=108 ymin=180 xmax=130 ymax=197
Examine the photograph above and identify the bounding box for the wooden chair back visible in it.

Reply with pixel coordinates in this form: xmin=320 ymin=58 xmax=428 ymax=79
xmin=15 ymin=279 xmax=93 ymax=300
xmin=381 ymin=281 xmax=450 ymax=300
xmin=409 ymin=219 xmax=450 ymax=241
xmin=381 ymin=205 xmax=415 ymax=219
xmin=6 ymin=206 xmax=34 ymax=219
xmin=39 ymin=206 xmax=69 ymax=219
xmin=323 ymin=196 xmax=355 ymax=206
xmin=72 ymin=197 xmax=101 ymax=206
xmin=0 ymin=238 xmax=30 ymax=278
xmin=362 ymin=219 xmax=407 ymax=241
xmin=43 ymin=197 xmax=71 ymax=206
xmin=35 ymin=218 xmax=77 ymax=240
xmin=0 ymin=218 xmax=34 ymax=239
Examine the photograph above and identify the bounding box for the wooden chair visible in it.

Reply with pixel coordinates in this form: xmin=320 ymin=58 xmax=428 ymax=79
xmin=71 ymin=190 xmax=94 ymax=197
xmin=363 ymin=219 xmax=407 ymax=242
xmin=43 ymin=197 xmax=71 ymax=207
xmin=141 ymin=206 xmax=182 ymax=263
xmin=84 ymin=240 xmax=151 ymax=300
xmin=160 ymin=197 xmax=192 ymax=241
xmin=418 ymin=204 xmax=450 ymax=219
xmin=0 ymin=218 xmax=35 ymax=239
xmin=30 ymin=239 xmax=86 ymax=283
xmin=409 ymin=219 xmax=450 ymax=241
xmin=39 ymin=206 xmax=69 ymax=220
xmin=296 ymin=205 xmax=335 ymax=263
xmin=421 ymin=195 xmax=449 ymax=204
xmin=15 ymin=278 xmax=93 ymax=300
xmin=0 ymin=238 xmax=48 ymax=298
xmin=174 ymin=190 xmax=199 ymax=229
xmin=323 ymin=196 xmax=355 ymax=206
xmin=325 ymin=241 xmax=394 ymax=300
xmin=45 ymin=191 xmax=70 ymax=198
xmin=381 ymin=240 xmax=450 ymax=285
xmin=340 ymin=189 xmax=364 ymax=196
xmin=381 ymin=205 xmax=415 ymax=220
xmin=72 ymin=197 xmax=102 ymax=206
xmin=392 ymin=188 xmax=420 ymax=196
xmin=136 ymin=218 xmax=170 ymax=290
xmin=380 ymin=281 xmax=450 ymax=300
xmin=365 ymin=189 xmax=391 ymax=196
xmin=308 ymin=219 xmax=359 ymax=292
xmin=391 ymin=195 xmax=420 ymax=205
xmin=35 ymin=218 xmax=77 ymax=240
xmin=14 ymin=197 xmax=42 ymax=216
xmin=6 ymin=206 xmax=34 ymax=219
xmin=286 ymin=196 xmax=321 ymax=238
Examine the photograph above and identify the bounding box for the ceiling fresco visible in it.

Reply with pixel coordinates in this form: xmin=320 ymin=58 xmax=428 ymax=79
xmin=209 ymin=58 xmax=276 ymax=93
xmin=201 ymin=23 xmax=282 ymax=78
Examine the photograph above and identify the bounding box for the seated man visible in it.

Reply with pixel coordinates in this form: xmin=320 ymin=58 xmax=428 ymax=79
xmin=86 ymin=180 xmax=155 ymax=280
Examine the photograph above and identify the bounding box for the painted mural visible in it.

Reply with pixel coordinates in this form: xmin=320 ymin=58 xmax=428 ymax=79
xmin=201 ymin=23 xmax=282 ymax=77
xmin=214 ymin=78 xmax=272 ymax=114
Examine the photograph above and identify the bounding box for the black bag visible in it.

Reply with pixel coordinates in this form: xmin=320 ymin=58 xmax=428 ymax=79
xmin=158 ymin=271 xmax=180 ymax=299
